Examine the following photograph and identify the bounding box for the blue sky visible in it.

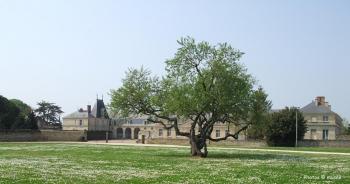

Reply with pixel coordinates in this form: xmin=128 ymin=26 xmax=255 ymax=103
xmin=0 ymin=0 xmax=349 ymax=120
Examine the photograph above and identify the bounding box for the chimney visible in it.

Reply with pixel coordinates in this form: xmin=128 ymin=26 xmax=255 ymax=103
xmin=87 ymin=105 xmax=91 ymax=114
xmin=315 ymin=96 xmax=325 ymax=106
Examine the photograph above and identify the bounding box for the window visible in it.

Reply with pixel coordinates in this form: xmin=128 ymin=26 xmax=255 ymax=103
xmin=323 ymin=116 xmax=329 ymax=122
xmin=167 ymin=129 xmax=171 ymax=137
xmin=311 ymin=117 xmax=317 ymax=122
xmin=159 ymin=129 xmax=163 ymax=137
xmin=225 ymin=130 xmax=229 ymax=136
xmin=79 ymin=120 xmax=83 ymax=126
xmin=216 ymin=130 xmax=220 ymax=138
xmin=322 ymin=129 xmax=329 ymax=140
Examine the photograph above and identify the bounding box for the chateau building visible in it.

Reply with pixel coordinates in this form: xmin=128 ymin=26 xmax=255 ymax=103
xmin=62 ymin=99 xmax=110 ymax=131
xmin=63 ymin=96 xmax=343 ymax=142
xmin=63 ymin=99 xmax=247 ymax=141
xmin=301 ymin=96 xmax=343 ymax=140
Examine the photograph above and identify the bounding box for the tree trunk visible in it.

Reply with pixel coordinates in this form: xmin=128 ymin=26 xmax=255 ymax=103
xmin=189 ymin=129 xmax=207 ymax=157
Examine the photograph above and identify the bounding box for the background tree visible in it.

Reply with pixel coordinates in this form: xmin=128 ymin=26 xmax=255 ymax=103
xmin=110 ymin=37 xmax=258 ymax=157
xmin=341 ymin=118 xmax=349 ymax=135
xmin=10 ymin=99 xmax=38 ymax=130
xmin=35 ymin=101 xmax=63 ymax=126
xmin=0 ymin=96 xmax=20 ymax=129
xmin=247 ymin=87 xmax=272 ymax=140
xmin=266 ymin=107 xmax=307 ymax=147
xmin=0 ymin=96 xmax=38 ymax=130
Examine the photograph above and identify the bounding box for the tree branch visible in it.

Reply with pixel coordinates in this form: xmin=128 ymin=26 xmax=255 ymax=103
xmin=207 ymin=125 xmax=248 ymax=142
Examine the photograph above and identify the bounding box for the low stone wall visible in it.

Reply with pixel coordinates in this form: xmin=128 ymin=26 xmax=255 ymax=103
xmin=0 ymin=130 xmax=86 ymax=142
xmin=40 ymin=130 xmax=86 ymax=141
xmin=337 ymin=135 xmax=350 ymax=140
xmin=146 ymin=138 xmax=267 ymax=147
xmin=299 ymin=140 xmax=350 ymax=147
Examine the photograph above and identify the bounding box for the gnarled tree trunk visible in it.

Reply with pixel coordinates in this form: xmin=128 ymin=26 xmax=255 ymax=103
xmin=189 ymin=128 xmax=208 ymax=158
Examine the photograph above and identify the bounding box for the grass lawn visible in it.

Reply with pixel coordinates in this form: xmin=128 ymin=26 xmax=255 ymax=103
xmin=210 ymin=145 xmax=350 ymax=153
xmin=0 ymin=143 xmax=349 ymax=184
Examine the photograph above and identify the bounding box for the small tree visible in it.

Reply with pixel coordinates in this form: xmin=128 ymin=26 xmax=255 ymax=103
xmin=266 ymin=107 xmax=307 ymax=147
xmin=341 ymin=118 xmax=350 ymax=135
xmin=35 ymin=101 xmax=63 ymax=126
xmin=247 ymin=87 xmax=272 ymax=140
xmin=110 ymin=37 xmax=259 ymax=157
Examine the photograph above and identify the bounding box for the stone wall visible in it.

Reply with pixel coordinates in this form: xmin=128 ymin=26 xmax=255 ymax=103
xmin=0 ymin=130 xmax=86 ymax=142
xmin=299 ymin=140 xmax=350 ymax=147
xmin=337 ymin=135 xmax=350 ymax=140
xmin=146 ymin=138 xmax=267 ymax=147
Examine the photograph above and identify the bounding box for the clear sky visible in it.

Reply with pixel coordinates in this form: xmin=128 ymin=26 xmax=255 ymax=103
xmin=0 ymin=0 xmax=349 ymax=120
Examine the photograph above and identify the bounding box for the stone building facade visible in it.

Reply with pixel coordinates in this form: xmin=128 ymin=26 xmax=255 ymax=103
xmin=301 ymin=96 xmax=343 ymax=140
xmin=110 ymin=116 xmax=247 ymax=141
xmin=64 ymin=96 xmax=345 ymax=142
xmin=62 ymin=99 xmax=110 ymax=131
xmin=64 ymin=98 xmax=248 ymax=141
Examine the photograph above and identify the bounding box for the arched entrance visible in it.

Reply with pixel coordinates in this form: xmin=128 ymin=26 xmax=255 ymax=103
xmin=116 ymin=128 xmax=123 ymax=139
xmin=125 ymin=128 xmax=132 ymax=139
xmin=134 ymin=128 xmax=140 ymax=139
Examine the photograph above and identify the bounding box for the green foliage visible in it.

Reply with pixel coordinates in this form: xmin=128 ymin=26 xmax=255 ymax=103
xmin=34 ymin=101 xmax=63 ymax=125
xmin=0 ymin=96 xmax=38 ymax=130
xmin=0 ymin=96 xmax=20 ymax=129
xmin=266 ymin=107 xmax=307 ymax=147
xmin=10 ymin=99 xmax=38 ymax=129
xmin=10 ymin=99 xmax=32 ymax=116
xmin=247 ymin=87 xmax=272 ymax=140
xmin=110 ymin=37 xmax=257 ymax=157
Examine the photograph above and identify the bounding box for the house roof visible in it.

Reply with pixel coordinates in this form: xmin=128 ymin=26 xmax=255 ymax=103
xmin=63 ymin=99 xmax=109 ymax=119
xmin=300 ymin=102 xmax=333 ymax=114
xmin=91 ymin=99 xmax=109 ymax=118
xmin=63 ymin=111 xmax=93 ymax=119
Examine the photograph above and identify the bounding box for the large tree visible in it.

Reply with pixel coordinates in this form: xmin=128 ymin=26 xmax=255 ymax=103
xmin=266 ymin=107 xmax=307 ymax=147
xmin=110 ymin=37 xmax=257 ymax=157
xmin=35 ymin=101 xmax=63 ymax=126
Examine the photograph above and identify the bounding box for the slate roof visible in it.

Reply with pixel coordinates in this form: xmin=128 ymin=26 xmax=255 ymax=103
xmin=91 ymin=99 xmax=109 ymax=119
xmin=300 ymin=102 xmax=333 ymax=114
xmin=130 ymin=118 xmax=146 ymax=125
xmin=63 ymin=111 xmax=93 ymax=119
xmin=63 ymin=99 xmax=109 ymax=119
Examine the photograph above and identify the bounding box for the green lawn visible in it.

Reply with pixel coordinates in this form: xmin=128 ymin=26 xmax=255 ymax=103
xmin=210 ymin=145 xmax=350 ymax=153
xmin=0 ymin=143 xmax=349 ymax=184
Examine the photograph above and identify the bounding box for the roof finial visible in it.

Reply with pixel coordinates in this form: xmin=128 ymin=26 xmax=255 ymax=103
xmin=96 ymin=94 xmax=98 ymax=100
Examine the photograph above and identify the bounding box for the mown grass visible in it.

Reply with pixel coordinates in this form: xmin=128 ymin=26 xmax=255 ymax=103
xmin=210 ymin=145 xmax=350 ymax=153
xmin=0 ymin=143 xmax=349 ymax=183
